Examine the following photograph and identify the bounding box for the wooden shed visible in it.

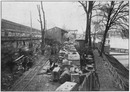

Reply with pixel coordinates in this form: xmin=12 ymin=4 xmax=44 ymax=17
xmin=45 ymin=27 xmax=68 ymax=44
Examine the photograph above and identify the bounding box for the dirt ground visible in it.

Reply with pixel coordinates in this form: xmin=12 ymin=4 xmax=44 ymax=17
xmin=1 ymin=64 xmax=24 ymax=91
xmin=5 ymin=54 xmax=61 ymax=91
xmin=23 ymin=58 xmax=61 ymax=91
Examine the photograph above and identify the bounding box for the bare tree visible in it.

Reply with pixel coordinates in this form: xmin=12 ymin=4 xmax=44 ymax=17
xmin=37 ymin=1 xmax=46 ymax=55
xmin=93 ymin=1 xmax=129 ymax=56
xmin=79 ymin=1 xmax=96 ymax=47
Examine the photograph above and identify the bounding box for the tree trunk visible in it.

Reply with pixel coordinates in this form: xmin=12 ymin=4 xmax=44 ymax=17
xmin=41 ymin=30 xmax=45 ymax=55
xmin=100 ymin=2 xmax=113 ymax=56
xmin=93 ymin=34 xmax=96 ymax=48
xmin=85 ymin=14 xmax=89 ymax=44
xmin=100 ymin=26 xmax=109 ymax=56
xmin=88 ymin=13 xmax=92 ymax=47
xmin=37 ymin=2 xmax=46 ymax=55
xmin=79 ymin=1 xmax=94 ymax=46
xmin=41 ymin=2 xmax=46 ymax=55
xmin=88 ymin=21 xmax=91 ymax=47
xmin=88 ymin=1 xmax=93 ymax=47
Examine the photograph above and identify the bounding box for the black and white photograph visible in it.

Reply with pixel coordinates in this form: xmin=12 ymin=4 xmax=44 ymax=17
xmin=1 ymin=1 xmax=129 ymax=91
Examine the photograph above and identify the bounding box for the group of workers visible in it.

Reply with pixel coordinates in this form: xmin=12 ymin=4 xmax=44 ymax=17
xmin=48 ymin=44 xmax=61 ymax=70
xmin=6 ymin=44 xmax=38 ymax=73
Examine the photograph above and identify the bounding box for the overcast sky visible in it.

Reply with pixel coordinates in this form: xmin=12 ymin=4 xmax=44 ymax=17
xmin=2 ymin=2 xmax=87 ymax=34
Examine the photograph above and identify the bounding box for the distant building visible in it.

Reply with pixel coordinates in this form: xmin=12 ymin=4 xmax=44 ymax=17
xmin=1 ymin=19 xmax=41 ymax=39
xmin=76 ymin=33 xmax=85 ymax=40
xmin=67 ymin=30 xmax=78 ymax=42
xmin=45 ymin=27 xmax=68 ymax=44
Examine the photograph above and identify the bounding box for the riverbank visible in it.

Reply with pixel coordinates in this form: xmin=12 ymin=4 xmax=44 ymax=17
xmin=93 ymin=50 xmax=121 ymax=91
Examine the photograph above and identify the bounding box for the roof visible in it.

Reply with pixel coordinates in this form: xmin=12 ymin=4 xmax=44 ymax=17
xmin=1 ymin=19 xmax=41 ymax=33
xmin=47 ymin=27 xmax=68 ymax=33
xmin=67 ymin=30 xmax=78 ymax=32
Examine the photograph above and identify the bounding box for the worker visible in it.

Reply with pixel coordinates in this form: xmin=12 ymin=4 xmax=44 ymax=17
xmin=49 ymin=56 xmax=53 ymax=67
xmin=6 ymin=57 xmax=16 ymax=73
xmin=80 ymin=52 xmax=86 ymax=69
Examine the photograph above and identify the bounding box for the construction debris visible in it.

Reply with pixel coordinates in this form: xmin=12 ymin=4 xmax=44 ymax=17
xmin=37 ymin=41 xmax=96 ymax=91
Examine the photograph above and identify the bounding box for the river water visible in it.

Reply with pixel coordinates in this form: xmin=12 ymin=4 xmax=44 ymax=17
xmin=109 ymin=37 xmax=129 ymax=49
xmin=111 ymin=52 xmax=129 ymax=69
xmin=109 ymin=37 xmax=129 ymax=69
xmin=95 ymin=37 xmax=129 ymax=69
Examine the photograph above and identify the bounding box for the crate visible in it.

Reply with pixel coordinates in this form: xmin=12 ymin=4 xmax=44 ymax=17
xmin=71 ymin=60 xmax=80 ymax=66
xmin=56 ymin=81 xmax=78 ymax=91
xmin=52 ymin=67 xmax=60 ymax=81
xmin=62 ymin=59 xmax=72 ymax=65
xmin=71 ymin=73 xmax=80 ymax=84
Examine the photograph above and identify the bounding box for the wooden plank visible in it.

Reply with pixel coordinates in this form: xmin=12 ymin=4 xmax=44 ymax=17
xmin=14 ymin=55 xmax=24 ymax=62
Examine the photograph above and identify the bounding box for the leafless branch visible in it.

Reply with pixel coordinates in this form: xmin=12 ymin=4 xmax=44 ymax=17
xmin=78 ymin=1 xmax=88 ymax=13
xmin=37 ymin=19 xmax=40 ymax=23
xmin=110 ymin=1 xmax=124 ymax=23
xmin=37 ymin=5 xmax=43 ymax=30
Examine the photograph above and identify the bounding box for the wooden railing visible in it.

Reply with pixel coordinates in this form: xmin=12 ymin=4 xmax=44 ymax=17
xmin=79 ymin=71 xmax=100 ymax=91
xmin=79 ymin=72 xmax=91 ymax=91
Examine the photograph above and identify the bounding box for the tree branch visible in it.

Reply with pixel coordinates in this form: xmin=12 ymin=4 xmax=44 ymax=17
xmin=78 ymin=1 xmax=88 ymax=13
xmin=110 ymin=1 xmax=124 ymax=23
xmin=37 ymin=5 xmax=43 ymax=30
xmin=41 ymin=1 xmax=46 ymax=30
xmin=114 ymin=14 xmax=128 ymax=23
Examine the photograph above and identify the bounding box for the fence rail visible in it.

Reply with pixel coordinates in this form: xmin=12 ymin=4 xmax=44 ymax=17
xmin=110 ymin=48 xmax=129 ymax=53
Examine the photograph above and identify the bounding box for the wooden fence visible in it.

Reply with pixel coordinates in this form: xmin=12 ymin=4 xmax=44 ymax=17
xmin=79 ymin=71 xmax=100 ymax=91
